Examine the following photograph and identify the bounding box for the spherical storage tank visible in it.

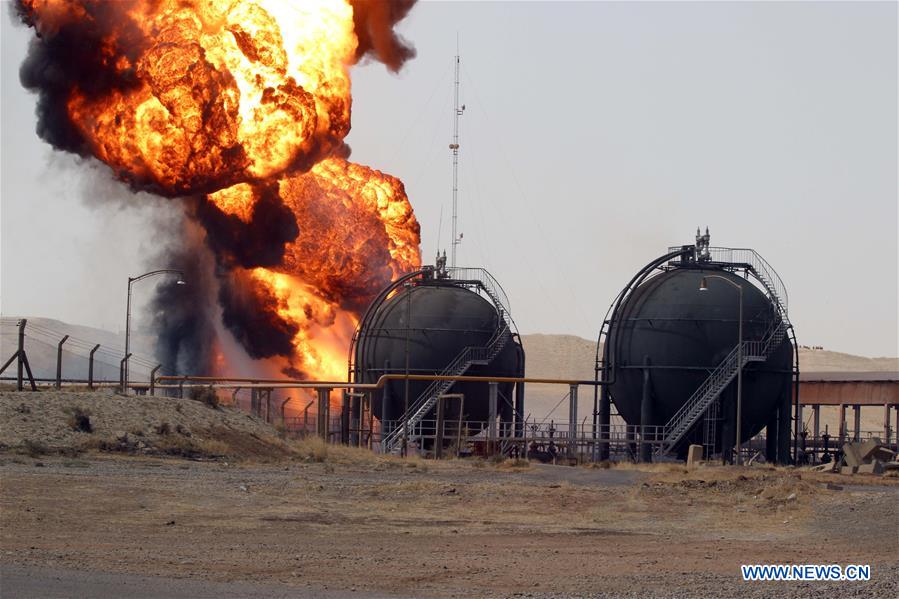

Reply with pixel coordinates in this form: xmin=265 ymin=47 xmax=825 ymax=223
xmin=602 ymin=231 xmax=795 ymax=456
xmin=352 ymin=263 xmax=524 ymax=427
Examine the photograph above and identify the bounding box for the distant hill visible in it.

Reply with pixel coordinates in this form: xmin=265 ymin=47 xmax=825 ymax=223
xmin=519 ymin=333 xmax=898 ymax=422
xmin=3 ymin=318 xmax=894 ymax=422
xmin=0 ymin=317 xmax=156 ymax=382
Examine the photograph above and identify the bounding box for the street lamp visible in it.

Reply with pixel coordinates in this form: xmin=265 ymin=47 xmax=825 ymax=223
xmin=123 ymin=269 xmax=185 ymax=394
xmin=699 ymin=274 xmax=744 ymax=465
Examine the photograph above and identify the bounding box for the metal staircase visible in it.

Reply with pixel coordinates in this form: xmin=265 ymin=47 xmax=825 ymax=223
xmin=381 ymin=268 xmax=516 ymax=454
xmin=654 ymin=247 xmax=792 ymax=458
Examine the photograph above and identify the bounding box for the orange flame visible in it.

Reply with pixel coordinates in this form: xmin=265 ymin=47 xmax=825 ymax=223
xmin=18 ymin=0 xmax=423 ymax=382
xmin=23 ymin=0 xmax=360 ymax=195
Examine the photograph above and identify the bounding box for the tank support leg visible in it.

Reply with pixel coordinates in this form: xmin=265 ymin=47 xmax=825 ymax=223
xmin=341 ymin=391 xmax=350 ymax=444
xmin=776 ymin=377 xmax=792 ymax=464
xmin=382 ymin=360 xmax=391 ymax=447
xmin=488 ymin=382 xmax=498 ymax=456
xmin=721 ymin=389 xmax=736 ymax=465
xmin=514 ymin=381 xmax=525 ymax=441
xmin=640 ymin=356 xmax=653 ymax=463
xmin=317 ymin=388 xmax=331 ymax=442
xmin=765 ymin=412 xmax=778 ymax=463
xmin=598 ymin=386 xmax=610 ymax=461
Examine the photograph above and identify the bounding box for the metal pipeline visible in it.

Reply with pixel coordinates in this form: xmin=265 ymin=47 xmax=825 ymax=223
xmin=155 ymin=373 xmax=606 ymax=390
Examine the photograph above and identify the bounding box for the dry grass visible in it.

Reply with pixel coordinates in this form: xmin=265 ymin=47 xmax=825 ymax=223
xmin=155 ymin=435 xmax=231 ymax=458
xmin=589 ymin=460 xmax=688 ymax=474
xmin=494 ymin=457 xmax=531 ymax=469
xmin=289 ymin=436 xmax=391 ymax=466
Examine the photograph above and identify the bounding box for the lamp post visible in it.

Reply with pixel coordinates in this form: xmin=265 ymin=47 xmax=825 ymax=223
xmin=124 ymin=269 xmax=185 ymax=394
xmin=699 ymin=274 xmax=744 ymax=465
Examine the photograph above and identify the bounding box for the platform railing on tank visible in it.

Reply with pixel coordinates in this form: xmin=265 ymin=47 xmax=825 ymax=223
xmin=444 ymin=267 xmax=514 ymax=320
xmin=668 ymin=245 xmax=790 ymax=320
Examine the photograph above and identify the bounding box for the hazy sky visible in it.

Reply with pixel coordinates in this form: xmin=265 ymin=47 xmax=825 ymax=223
xmin=2 ymin=1 xmax=897 ymax=358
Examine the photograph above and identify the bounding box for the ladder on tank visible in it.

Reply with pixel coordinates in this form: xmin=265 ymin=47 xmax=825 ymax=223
xmin=381 ymin=269 xmax=517 ymax=454
xmin=654 ymin=247 xmax=792 ymax=459
xmin=654 ymin=317 xmax=789 ymax=458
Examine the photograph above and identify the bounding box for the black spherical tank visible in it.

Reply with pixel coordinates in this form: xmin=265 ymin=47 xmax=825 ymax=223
xmin=599 ymin=231 xmax=797 ymax=460
xmin=352 ymin=265 xmax=524 ymax=428
xmin=607 ymin=267 xmax=791 ymax=436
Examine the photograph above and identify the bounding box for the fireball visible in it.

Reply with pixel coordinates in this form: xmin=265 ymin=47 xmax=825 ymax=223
xmin=18 ymin=0 xmax=422 ymax=383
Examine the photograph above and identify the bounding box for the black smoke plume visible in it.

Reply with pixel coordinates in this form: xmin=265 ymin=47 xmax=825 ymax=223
xmin=147 ymin=221 xmax=218 ymax=376
xmin=195 ymin=185 xmax=299 ymax=270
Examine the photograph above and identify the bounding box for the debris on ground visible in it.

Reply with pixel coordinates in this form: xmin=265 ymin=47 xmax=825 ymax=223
xmin=808 ymin=437 xmax=898 ymax=476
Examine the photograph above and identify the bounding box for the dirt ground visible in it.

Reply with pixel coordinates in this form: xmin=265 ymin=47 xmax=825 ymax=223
xmin=1 ymin=391 xmax=897 ymax=597
xmin=1 ymin=454 xmax=897 ymax=597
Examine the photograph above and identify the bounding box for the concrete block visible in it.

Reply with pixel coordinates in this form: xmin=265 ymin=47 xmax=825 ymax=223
xmin=840 ymin=464 xmax=858 ymax=475
xmin=842 ymin=443 xmax=863 ymax=468
xmin=856 ymin=461 xmax=885 ymax=475
xmin=686 ymin=444 xmax=703 ymax=469
xmin=857 ymin=438 xmax=883 ymax=461
xmin=867 ymin=446 xmax=896 ymax=463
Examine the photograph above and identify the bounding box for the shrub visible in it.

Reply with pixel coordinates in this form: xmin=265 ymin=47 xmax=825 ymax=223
xmin=65 ymin=406 xmax=93 ymax=433
xmin=155 ymin=422 xmax=172 ymax=436
xmin=22 ymin=439 xmax=49 ymax=457
xmin=189 ymin=386 xmax=220 ymax=409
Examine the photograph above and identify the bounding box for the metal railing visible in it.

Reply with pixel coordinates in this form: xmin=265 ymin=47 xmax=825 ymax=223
xmin=668 ymin=246 xmax=790 ymax=319
xmin=444 ymin=267 xmax=514 ymax=318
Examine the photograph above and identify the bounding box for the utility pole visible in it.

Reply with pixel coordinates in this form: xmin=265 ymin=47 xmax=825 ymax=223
xmin=449 ymin=45 xmax=465 ymax=267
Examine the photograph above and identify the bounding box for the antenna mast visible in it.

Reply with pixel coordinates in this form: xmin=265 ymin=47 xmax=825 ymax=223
xmin=449 ymin=46 xmax=464 ymax=267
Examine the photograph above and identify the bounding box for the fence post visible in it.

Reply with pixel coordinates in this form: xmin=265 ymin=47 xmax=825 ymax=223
xmin=55 ymin=335 xmax=70 ymax=389
xmin=87 ymin=344 xmax=101 ymax=390
xmin=149 ymin=364 xmax=161 ymax=395
xmin=119 ymin=353 xmax=132 ymax=393
xmin=17 ymin=319 xmax=26 ymax=391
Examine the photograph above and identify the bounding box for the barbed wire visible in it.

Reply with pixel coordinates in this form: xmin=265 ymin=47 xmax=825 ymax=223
xmin=3 ymin=320 xmax=160 ymax=371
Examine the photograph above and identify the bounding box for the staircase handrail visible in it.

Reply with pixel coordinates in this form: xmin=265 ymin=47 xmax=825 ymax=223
xmin=381 ymin=323 xmax=512 ymax=451
xmin=656 ymin=318 xmax=788 ymax=455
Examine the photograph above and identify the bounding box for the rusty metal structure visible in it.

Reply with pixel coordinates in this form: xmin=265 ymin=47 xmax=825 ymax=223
xmin=796 ymin=371 xmax=899 ymax=462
